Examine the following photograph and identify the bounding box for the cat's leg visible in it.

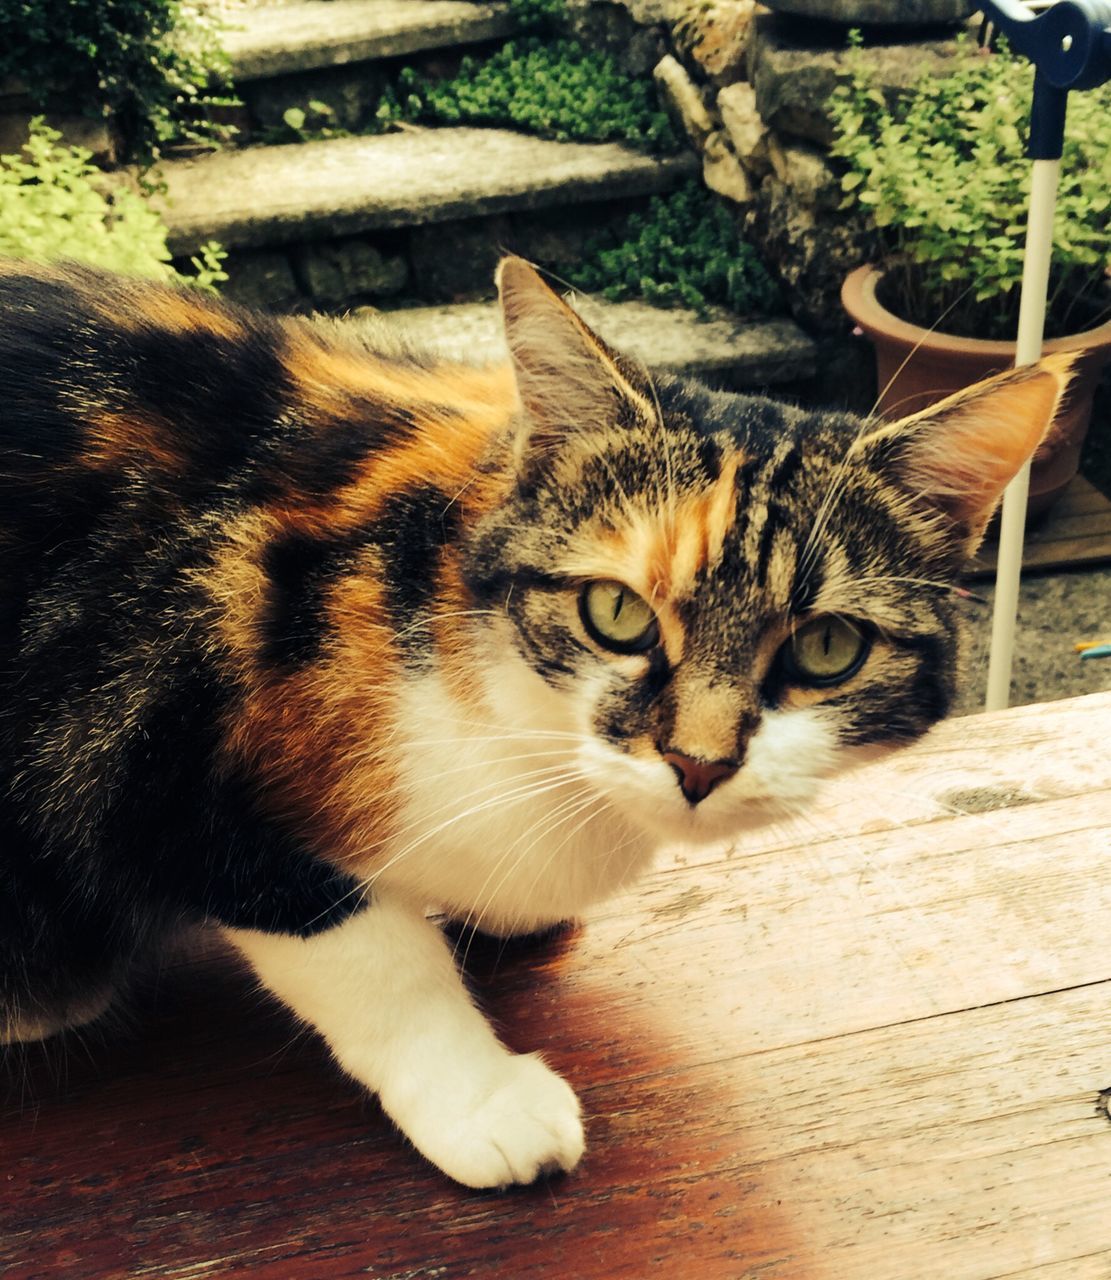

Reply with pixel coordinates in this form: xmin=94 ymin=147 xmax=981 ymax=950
xmin=1 ymin=983 xmax=116 ymax=1045
xmin=222 ymin=893 xmax=584 ymax=1189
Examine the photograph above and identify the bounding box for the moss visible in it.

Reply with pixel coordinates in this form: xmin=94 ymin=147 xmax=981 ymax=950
xmin=567 ymin=181 xmax=781 ymax=316
xmin=379 ymin=38 xmax=679 ymax=153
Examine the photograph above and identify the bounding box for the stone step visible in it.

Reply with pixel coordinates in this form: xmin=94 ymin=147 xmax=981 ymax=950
xmin=221 ymin=0 xmax=518 ymax=82
xmin=158 ymin=127 xmax=699 ymax=255
xmin=373 ymin=296 xmax=818 ymax=387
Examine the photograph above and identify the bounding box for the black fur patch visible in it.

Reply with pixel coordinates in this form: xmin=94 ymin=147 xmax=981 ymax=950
xmin=261 ymin=530 xmax=366 ymax=670
xmin=375 ymin=485 xmax=460 ymax=657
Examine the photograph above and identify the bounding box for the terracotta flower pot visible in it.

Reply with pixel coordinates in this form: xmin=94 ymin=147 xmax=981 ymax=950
xmin=842 ymin=264 xmax=1111 ymax=519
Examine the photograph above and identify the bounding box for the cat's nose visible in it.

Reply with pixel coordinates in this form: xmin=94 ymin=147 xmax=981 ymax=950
xmin=660 ymin=750 xmax=739 ymax=805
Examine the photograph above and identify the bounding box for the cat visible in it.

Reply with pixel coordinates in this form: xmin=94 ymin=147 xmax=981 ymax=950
xmin=0 ymin=254 xmax=1070 ymax=1188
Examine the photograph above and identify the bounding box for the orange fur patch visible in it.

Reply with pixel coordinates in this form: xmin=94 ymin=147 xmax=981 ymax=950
xmin=99 ymin=286 xmax=245 ymax=342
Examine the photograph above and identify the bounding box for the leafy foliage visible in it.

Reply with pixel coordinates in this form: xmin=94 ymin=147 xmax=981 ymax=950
xmin=568 ymin=181 xmax=781 ymax=316
xmin=378 ymin=38 xmax=680 ymax=153
xmin=507 ymin=0 xmax=568 ymax=29
xmin=0 ymin=0 xmax=235 ymax=167
xmin=262 ymin=100 xmax=353 ymax=146
xmin=829 ymin=34 xmax=1111 ymax=340
xmin=0 ymin=118 xmax=226 ymax=289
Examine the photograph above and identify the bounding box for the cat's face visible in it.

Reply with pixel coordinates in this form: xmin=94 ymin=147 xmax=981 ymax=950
xmin=463 ymin=259 xmax=1072 ymax=846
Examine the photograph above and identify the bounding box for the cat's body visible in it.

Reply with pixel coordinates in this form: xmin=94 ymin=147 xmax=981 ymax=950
xmin=0 ymin=256 xmax=1069 ymax=1186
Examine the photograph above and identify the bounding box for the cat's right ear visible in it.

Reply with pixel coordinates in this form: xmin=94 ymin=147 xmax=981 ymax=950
xmin=496 ymin=256 xmax=655 ymax=475
xmin=849 ymin=353 xmax=1076 ymax=555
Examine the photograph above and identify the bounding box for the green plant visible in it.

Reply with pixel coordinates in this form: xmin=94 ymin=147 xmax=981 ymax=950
xmin=0 ymin=118 xmax=226 ymax=289
xmin=262 ymin=100 xmax=353 ymax=145
xmin=507 ymin=0 xmax=567 ymax=29
xmin=829 ymin=34 xmax=1111 ymax=340
xmin=377 ymin=38 xmax=679 ymax=153
xmin=567 ymin=181 xmax=781 ymax=316
xmin=0 ymin=0 xmax=236 ymax=167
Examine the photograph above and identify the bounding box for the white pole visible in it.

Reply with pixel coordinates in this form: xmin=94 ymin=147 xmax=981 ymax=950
xmin=984 ymin=156 xmax=1062 ymax=712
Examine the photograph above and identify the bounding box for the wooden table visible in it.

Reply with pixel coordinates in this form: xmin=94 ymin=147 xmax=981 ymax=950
xmin=4 ymin=692 xmax=1111 ymax=1279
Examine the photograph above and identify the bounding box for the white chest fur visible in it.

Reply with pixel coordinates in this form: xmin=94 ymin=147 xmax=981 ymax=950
xmin=373 ymin=655 xmax=655 ymax=935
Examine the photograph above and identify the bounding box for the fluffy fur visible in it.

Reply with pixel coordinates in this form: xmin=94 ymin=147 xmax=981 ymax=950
xmin=0 ymin=255 xmax=1070 ymax=1186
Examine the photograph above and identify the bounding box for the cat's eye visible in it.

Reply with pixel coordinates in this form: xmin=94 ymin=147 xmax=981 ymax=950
xmin=782 ymin=616 xmax=870 ymax=687
xmin=579 ymin=581 xmax=659 ymax=654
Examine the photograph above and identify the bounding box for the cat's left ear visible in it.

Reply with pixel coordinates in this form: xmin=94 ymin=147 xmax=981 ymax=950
xmin=496 ymin=256 xmax=655 ymax=475
xmin=849 ymin=353 xmax=1076 ymax=553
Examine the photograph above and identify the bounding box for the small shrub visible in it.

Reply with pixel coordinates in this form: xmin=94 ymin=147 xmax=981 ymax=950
xmin=568 ymin=181 xmax=781 ymax=316
xmin=0 ymin=118 xmax=226 ymax=289
xmin=829 ymin=33 xmax=1111 ymax=340
xmin=0 ymin=0 xmax=236 ymax=167
xmin=378 ymin=38 xmax=680 ymax=153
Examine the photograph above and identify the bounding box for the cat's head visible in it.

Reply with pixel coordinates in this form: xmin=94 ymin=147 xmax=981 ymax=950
xmin=462 ymin=258 xmax=1072 ymax=844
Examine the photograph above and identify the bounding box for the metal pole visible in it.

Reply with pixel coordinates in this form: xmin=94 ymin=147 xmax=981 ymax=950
xmin=984 ymin=156 xmax=1062 ymax=711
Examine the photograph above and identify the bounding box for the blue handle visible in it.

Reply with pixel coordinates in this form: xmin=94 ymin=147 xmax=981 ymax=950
xmin=978 ymin=0 xmax=1111 ymax=157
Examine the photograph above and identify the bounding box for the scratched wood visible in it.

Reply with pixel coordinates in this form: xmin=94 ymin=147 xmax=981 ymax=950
xmin=970 ymin=475 xmax=1111 ymax=575
xmin=3 ymin=692 xmax=1111 ymax=1280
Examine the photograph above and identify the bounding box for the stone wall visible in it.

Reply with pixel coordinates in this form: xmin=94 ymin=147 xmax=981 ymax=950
xmin=650 ymin=2 xmax=966 ymax=403
xmin=213 ymin=195 xmax=653 ymax=314
xmin=3 ymin=0 xmax=967 ymax=406
xmin=654 ymin=5 xmax=964 ymax=332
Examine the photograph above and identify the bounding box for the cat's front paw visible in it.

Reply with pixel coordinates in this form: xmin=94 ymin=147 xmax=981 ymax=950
xmin=395 ymin=1052 xmax=585 ymax=1189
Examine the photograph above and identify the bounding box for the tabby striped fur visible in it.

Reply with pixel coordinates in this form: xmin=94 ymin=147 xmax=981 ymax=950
xmin=0 ymin=256 xmax=1070 ymax=1185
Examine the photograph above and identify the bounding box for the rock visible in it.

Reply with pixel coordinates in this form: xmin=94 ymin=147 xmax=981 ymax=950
xmin=0 ymin=110 xmax=116 ymax=165
xmin=767 ymin=137 xmax=840 ymax=210
xmin=745 ymin=174 xmax=882 ymax=333
xmin=563 ymin=0 xmax=669 ymax=77
xmin=670 ymin=0 xmax=757 ymax=87
xmin=701 ymin=131 xmax=754 ymax=205
xmin=762 ymin=0 xmax=970 ymax=23
xmin=653 ymin=55 xmax=715 ymax=150
xmin=295 ymin=237 xmax=409 ymax=306
xmin=746 ymin=11 xmax=960 ymax=147
xmin=240 ymin=65 xmax=387 ymax=135
xmin=408 ymin=215 xmax=510 ymax=301
xmin=157 ymin=129 xmax=699 ymax=257
xmin=717 ymin=82 xmax=770 ymax=177
xmin=220 ymin=248 xmax=304 ymax=311
xmin=376 ymin=295 xmax=818 ymax=386
xmin=224 ymin=0 xmax=521 ymax=82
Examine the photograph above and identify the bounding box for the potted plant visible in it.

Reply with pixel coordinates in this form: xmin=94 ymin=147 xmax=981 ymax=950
xmin=831 ymin=34 xmax=1111 ymax=517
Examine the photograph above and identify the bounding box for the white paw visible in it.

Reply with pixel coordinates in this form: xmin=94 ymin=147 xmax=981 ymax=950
xmin=392 ymin=1052 xmax=585 ymax=1189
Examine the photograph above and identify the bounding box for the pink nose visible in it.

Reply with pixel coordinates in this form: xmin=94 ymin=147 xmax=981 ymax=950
xmin=661 ymin=750 xmax=739 ymax=805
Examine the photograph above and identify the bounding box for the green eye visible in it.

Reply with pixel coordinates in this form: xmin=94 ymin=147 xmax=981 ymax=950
xmin=580 ymin=581 xmax=659 ymax=654
xmin=783 ymin=616 xmax=869 ymax=687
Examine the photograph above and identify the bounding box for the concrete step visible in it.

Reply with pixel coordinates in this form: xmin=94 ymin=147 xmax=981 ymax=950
xmin=222 ymin=0 xmax=518 ymax=82
xmin=372 ymin=296 xmax=818 ymax=387
xmin=158 ymin=127 xmax=699 ymax=255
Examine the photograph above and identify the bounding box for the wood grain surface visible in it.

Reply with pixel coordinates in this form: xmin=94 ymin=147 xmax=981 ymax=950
xmin=4 ymin=693 xmax=1111 ymax=1280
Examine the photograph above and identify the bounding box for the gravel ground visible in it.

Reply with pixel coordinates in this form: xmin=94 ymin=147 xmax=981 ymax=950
xmin=954 ymin=563 xmax=1111 ymax=715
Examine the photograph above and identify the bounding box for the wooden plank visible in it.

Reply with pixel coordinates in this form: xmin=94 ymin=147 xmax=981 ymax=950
xmin=970 ymin=476 xmax=1111 ymax=575
xmin=3 ymin=692 xmax=1111 ymax=1279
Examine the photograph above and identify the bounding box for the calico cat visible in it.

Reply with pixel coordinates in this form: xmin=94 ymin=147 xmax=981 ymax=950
xmin=0 ymin=254 xmax=1070 ymax=1188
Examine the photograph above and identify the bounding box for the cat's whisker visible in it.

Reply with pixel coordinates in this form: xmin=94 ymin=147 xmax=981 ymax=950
xmin=358 ymin=769 xmax=589 ymax=893
xmin=403 ymin=727 xmax=591 ymax=747
xmin=795 ymin=423 xmax=874 ymax=591
xmin=492 ymin=788 xmax=621 ymax=944
xmin=511 ymin=791 xmax=615 ymax=918
xmin=399 ymin=746 xmax=583 ymax=787
xmin=297 ymin=765 xmax=593 ymax=931
xmin=391 ymin=608 xmax=500 ymax=644
xmin=454 ymin=788 xmax=598 ymax=968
